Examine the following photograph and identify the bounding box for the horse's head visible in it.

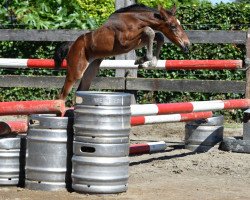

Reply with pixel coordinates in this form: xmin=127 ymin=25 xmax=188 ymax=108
xmin=157 ymin=5 xmax=190 ymax=53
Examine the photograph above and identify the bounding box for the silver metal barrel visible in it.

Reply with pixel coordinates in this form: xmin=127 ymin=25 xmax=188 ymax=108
xmin=25 ymin=114 xmax=73 ymax=191
xmin=0 ymin=136 xmax=25 ymax=186
xmin=72 ymin=91 xmax=131 ymax=194
xmin=72 ymin=154 xmax=129 ymax=193
xmin=185 ymin=115 xmax=224 ymax=152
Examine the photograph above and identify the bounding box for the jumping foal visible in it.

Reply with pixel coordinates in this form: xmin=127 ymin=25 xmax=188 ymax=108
xmin=58 ymin=4 xmax=190 ymax=100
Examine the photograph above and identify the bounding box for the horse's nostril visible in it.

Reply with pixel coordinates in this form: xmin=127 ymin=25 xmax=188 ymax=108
xmin=182 ymin=45 xmax=189 ymax=53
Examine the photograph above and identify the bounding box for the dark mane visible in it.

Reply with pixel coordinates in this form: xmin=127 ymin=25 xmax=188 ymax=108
xmin=114 ymin=4 xmax=158 ymax=14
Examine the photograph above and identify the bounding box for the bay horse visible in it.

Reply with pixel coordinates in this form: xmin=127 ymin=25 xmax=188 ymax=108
xmin=58 ymin=4 xmax=190 ymax=100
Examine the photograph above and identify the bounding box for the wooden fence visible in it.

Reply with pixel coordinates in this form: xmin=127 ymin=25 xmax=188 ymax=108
xmin=0 ymin=29 xmax=249 ymax=97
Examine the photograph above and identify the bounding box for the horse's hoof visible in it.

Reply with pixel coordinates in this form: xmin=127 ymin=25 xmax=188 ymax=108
xmin=134 ymin=57 xmax=146 ymax=65
xmin=149 ymin=57 xmax=158 ymax=67
xmin=134 ymin=60 xmax=140 ymax=65
xmin=141 ymin=61 xmax=151 ymax=68
xmin=140 ymin=57 xmax=158 ymax=68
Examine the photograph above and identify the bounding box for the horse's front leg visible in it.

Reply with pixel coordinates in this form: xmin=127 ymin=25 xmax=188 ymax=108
xmin=142 ymin=32 xmax=165 ymax=67
xmin=134 ymin=27 xmax=155 ymax=66
xmin=154 ymin=32 xmax=165 ymax=60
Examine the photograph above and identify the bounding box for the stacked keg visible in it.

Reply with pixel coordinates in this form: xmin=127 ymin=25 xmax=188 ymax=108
xmin=0 ymin=136 xmax=25 ymax=186
xmin=185 ymin=115 xmax=224 ymax=152
xmin=72 ymin=91 xmax=131 ymax=194
xmin=25 ymin=114 xmax=73 ymax=191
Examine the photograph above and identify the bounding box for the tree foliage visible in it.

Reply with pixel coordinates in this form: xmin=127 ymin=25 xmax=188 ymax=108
xmin=0 ymin=0 xmax=98 ymax=29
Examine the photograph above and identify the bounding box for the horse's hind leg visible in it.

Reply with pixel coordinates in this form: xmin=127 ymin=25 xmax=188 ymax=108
xmin=77 ymin=59 xmax=103 ymax=91
xmin=59 ymin=73 xmax=78 ymax=101
xmin=59 ymin=59 xmax=89 ymax=100
xmin=59 ymin=38 xmax=89 ymax=100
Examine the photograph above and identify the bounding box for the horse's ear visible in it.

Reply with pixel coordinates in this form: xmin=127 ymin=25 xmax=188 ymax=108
xmin=170 ymin=4 xmax=177 ymax=15
xmin=157 ymin=5 xmax=163 ymax=12
xmin=158 ymin=5 xmax=167 ymax=19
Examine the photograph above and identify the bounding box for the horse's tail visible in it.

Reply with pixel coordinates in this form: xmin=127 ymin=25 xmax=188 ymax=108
xmin=53 ymin=42 xmax=73 ymax=69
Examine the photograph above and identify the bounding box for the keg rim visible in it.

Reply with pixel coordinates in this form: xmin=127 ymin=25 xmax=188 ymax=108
xmin=186 ymin=115 xmax=224 ymax=126
xmin=75 ymin=91 xmax=131 ymax=106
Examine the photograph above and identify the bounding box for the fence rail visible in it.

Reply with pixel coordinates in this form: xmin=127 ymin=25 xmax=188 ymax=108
xmin=0 ymin=29 xmax=247 ymax=44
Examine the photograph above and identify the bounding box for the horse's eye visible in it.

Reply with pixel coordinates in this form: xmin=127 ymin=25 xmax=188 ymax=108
xmin=170 ymin=25 xmax=177 ymax=30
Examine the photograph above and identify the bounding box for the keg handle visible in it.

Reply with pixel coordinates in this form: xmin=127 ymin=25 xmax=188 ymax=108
xmin=80 ymin=146 xmax=95 ymax=153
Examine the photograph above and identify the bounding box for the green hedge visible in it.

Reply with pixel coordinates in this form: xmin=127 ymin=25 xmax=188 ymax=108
xmin=0 ymin=1 xmax=249 ymax=121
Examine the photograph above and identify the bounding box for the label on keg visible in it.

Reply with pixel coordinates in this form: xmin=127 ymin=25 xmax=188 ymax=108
xmin=92 ymin=97 xmax=121 ymax=105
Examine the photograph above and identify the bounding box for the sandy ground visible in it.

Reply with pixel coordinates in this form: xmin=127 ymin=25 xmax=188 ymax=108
xmin=0 ymin=121 xmax=250 ymax=200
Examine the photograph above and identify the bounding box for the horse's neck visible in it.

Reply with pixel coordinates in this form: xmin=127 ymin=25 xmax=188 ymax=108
xmin=134 ymin=12 xmax=161 ymax=31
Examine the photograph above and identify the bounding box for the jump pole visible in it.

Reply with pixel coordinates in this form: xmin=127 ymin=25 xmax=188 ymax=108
xmin=0 ymin=120 xmax=168 ymax=154
xmin=0 ymin=58 xmax=242 ymax=70
xmin=129 ymin=141 xmax=167 ymax=155
xmin=0 ymin=111 xmax=212 ymax=134
xmin=131 ymin=99 xmax=250 ymax=116
xmin=0 ymin=100 xmax=65 ymax=116
xmin=130 ymin=111 xmax=213 ymax=126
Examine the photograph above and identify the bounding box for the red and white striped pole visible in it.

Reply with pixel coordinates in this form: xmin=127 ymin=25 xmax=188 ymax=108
xmin=130 ymin=111 xmax=213 ymax=126
xmin=129 ymin=141 xmax=167 ymax=155
xmin=0 ymin=100 xmax=65 ymax=116
xmin=101 ymin=59 xmax=242 ymax=70
xmin=0 ymin=111 xmax=212 ymax=134
xmin=0 ymin=58 xmax=242 ymax=70
xmin=131 ymin=99 xmax=250 ymax=116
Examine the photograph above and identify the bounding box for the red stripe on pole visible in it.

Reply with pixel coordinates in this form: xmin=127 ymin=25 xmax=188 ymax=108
xmin=157 ymin=102 xmax=194 ymax=114
xmin=223 ymin=99 xmax=250 ymax=109
xmin=165 ymin=60 xmax=242 ymax=70
xmin=180 ymin=111 xmax=213 ymax=122
xmin=61 ymin=60 xmax=67 ymax=68
xmin=27 ymin=59 xmax=67 ymax=69
xmin=129 ymin=143 xmax=150 ymax=155
xmin=0 ymin=100 xmax=65 ymax=116
xmin=131 ymin=112 xmax=213 ymax=126
xmin=5 ymin=121 xmax=28 ymax=133
xmin=130 ymin=116 xmax=145 ymax=126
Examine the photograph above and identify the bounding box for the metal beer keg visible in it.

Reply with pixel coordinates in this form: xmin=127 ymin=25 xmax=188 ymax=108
xmin=72 ymin=91 xmax=131 ymax=194
xmin=185 ymin=115 xmax=224 ymax=152
xmin=25 ymin=114 xmax=73 ymax=191
xmin=0 ymin=136 xmax=25 ymax=186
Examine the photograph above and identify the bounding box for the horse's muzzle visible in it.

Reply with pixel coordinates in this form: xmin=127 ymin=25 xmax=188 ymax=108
xmin=182 ymin=43 xmax=190 ymax=53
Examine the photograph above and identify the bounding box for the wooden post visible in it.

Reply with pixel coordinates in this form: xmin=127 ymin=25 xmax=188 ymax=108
xmin=245 ymin=29 xmax=250 ymax=98
xmin=115 ymin=0 xmax=137 ymax=103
